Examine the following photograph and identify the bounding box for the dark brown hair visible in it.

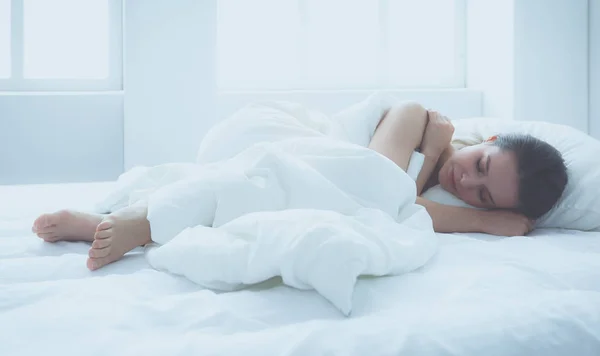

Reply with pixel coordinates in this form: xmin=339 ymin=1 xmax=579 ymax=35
xmin=493 ymin=133 xmax=568 ymax=219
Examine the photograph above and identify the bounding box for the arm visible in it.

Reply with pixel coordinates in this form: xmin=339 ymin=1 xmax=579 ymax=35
xmin=369 ymin=105 xmax=455 ymax=196
xmin=416 ymin=197 xmax=484 ymax=233
xmin=368 ymin=102 xmax=428 ymax=172
xmin=415 ymin=153 xmax=439 ymax=196
xmin=416 ymin=144 xmax=456 ymax=195
xmin=417 ymin=197 xmax=535 ymax=236
xmin=415 ymin=110 xmax=456 ymax=195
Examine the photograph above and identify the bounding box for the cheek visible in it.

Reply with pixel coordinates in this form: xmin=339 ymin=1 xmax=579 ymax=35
xmin=459 ymin=191 xmax=484 ymax=208
xmin=498 ymin=182 xmax=520 ymax=208
xmin=456 ymin=156 xmax=474 ymax=172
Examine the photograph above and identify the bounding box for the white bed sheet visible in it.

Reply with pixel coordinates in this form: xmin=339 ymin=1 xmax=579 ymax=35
xmin=1 ymin=182 xmax=600 ymax=356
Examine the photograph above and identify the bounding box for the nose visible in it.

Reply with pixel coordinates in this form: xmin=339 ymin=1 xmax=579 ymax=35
xmin=460 ymin=173 xmax=483 ymax=188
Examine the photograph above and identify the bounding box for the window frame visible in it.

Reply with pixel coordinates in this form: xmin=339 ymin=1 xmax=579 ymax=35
xmin=0 ymin=0 xmax=123 ymax=92
xmin=451 ymin=0 xmax=467 ymax=88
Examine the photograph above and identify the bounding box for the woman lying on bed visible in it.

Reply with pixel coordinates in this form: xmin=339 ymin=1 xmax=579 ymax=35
xmin=31 ymin=101 xmax=568 ymax=271
xmin=369 ymin=103 xmax=567 ymax=236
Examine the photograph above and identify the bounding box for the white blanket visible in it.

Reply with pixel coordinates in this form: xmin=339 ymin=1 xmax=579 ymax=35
xmin=96 ymin=101 xmax=437 ymax=315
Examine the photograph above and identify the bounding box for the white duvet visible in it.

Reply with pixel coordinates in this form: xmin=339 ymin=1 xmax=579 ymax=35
xmin=94 ymin=101 xmax=437 ymax=315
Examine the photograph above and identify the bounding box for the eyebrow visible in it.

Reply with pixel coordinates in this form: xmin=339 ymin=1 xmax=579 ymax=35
xmin=486 ymin=156 xmax=496 ymax=206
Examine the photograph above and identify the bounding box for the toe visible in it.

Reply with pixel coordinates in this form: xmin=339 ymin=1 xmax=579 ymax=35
xmin=94 ymin=229 xmax=113 ymax=240
xmin=87 ymin=256 xmax=113 ymax=270
xmin=88 ymin=245 xmax=111 ymax=258
xmin=37 ymin=232 xmax=58 ymax=241
xmin=86 ymin=258 xmax=96 ymax=270
xmin=96 ymin=220 xmax=114 ymax=232
xmin=36 ymin=231 xmax=52 ymax=238
xmin=92 ymin=237 xmax=111 ymax=249
xmin=33 ymin=214 xmax=56 ymax=232
xmin=32 ymin=214 xmax=49 ymax=229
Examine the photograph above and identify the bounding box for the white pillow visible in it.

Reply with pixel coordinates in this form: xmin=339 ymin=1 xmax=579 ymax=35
xmin=421 ymin=184 xmax=476 ymax=209
xmin=427 ymin=118 xmax=600 ymax=231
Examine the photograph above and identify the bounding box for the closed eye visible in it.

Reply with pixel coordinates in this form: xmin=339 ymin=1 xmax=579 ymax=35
xmin=476 ymin=158 xmax=484 ymax=173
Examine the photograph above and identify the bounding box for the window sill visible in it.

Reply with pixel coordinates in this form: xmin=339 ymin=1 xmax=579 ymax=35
xmin=0 ymin=91 xmax=124 ymax=96
xmin=217 ymin=88 xmax=483 ymax=120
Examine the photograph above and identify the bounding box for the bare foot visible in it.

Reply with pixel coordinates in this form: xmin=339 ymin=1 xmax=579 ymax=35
xmin=87 ymin=204 xmax=151 ymax=270
xmin=32 ymin=210 xmax=104 ymax=242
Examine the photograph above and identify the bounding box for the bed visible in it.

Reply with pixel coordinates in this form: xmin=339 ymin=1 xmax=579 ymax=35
xmin=1 ymin=182 xmax=600 ymax=356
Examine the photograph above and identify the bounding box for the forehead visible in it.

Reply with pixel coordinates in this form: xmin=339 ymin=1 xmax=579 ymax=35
xmin=485 ymin=146 xmax=519 ymax=208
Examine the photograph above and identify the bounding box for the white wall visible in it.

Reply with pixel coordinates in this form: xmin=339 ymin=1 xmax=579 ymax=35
xmin=591 ymin=0 xmax=600 ymax=139
xmin=467 ymin=0 xmax=589 ymax=133
xmin=124 ymin=0 xmax=216 ymax=169
xmin=467 ymin=0 xmax=515 ymax=120
xmin=0 ymin=94 xmax=123 ymax=185
xmin=514 ymin=0 xmax=588 ymax=132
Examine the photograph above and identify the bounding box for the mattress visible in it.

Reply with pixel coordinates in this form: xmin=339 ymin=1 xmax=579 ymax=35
xmin=1 ymin=182 xmax=600 ymax=356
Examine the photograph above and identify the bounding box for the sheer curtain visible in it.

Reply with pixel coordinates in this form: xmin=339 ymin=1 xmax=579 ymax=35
xmin=217 ymin=0 xmax=465 ymax=91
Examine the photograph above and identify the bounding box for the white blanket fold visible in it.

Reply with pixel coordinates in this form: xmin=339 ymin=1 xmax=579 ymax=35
xmin=96 ymin=101 xmax=438 ymax=315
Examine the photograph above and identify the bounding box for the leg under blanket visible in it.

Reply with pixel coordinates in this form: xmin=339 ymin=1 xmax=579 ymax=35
xmin=95 ymin=102 xmax=438 ymax=315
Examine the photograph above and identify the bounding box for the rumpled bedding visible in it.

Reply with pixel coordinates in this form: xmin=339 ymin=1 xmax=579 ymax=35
xmin=95 ymin=101 xmax=437 ymax=315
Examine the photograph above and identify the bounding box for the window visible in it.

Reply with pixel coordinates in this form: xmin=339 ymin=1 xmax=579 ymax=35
xmin=0 ymin=0 xmax=122 ymax=91
xmin=0 ymin=0 xmax=10 ymax=78
xmin=217 ymin=0 xmax=466 ymax=91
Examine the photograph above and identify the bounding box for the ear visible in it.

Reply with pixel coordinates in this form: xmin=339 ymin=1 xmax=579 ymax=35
xmin=486 ymin=135 xmax=498 ymax=143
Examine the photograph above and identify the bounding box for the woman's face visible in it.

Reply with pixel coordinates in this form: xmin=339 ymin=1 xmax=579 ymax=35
xmin=438 ymin=143 xmax=520 ymax=209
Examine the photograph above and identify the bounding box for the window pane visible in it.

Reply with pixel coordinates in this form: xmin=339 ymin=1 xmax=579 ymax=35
xmin=387 ymin=0 xmax=457 ymax=86
xmin=0 ymin=0 xmax=10 ymax=78
xmin=23 ymin=0 xmax=109 ymax=79
xmin=305 ymin=0 xmax=379 ymax=88
xmin=217 ymin=0 xmax=301 ymax=90
xmin=217 ymin=0 xmax=462 ymax=90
